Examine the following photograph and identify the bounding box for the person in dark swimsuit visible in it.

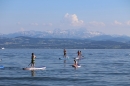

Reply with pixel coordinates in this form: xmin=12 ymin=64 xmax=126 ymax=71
xmin=73 ymin=59 xmax=78 ymax=68
xmin=77 ymin=50 xmax=80 ymax=57
xmin=64 ymin=49 xmax=67 ymax=58
xmin=63 ymin=49 xmax=67 ymax=63
xmin=31 ymin=53 xmax=36 ymax=67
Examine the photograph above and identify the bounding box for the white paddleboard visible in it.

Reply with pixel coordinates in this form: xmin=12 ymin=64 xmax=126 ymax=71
xmin=59 ymin=56 xmax=69 ymax=60
xmin=72 ymin=64 xmax=81 ymax=68
xmin=23 ymin=66 xmax=46 ymax=70
xmin=75 ymin=57 xmax=80 ymax=60
xmin=74 ymin=56 xmax=83 ymax=60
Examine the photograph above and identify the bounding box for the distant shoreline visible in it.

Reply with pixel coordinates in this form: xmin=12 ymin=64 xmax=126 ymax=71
xmin=0 ymin=37 xmax=130 ymax=49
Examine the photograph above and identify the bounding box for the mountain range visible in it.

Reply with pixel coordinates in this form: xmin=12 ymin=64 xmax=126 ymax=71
xmin=0 ymin=28 xmax=103 ymax=38
xmin=0 ymin=29 xmax=130 ymax=42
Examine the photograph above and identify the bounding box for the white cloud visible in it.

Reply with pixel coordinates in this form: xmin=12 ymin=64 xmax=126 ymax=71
xmin=88 ymin=21 xmax=105 ymax=27
xmin=43 ymin=23 xmax=52 ymax=26
xmin=20 ymin=27 xmax=24 ymax=32
xmin=17 ymin=22 xmax=21 ymax=25
xmin=64 ymin=13 xmax=84 ymax=26
xmin=114 ymin=20 xmax=122 ymax=25
xmin=126 ymin=20 xmax=130 ymax=25
xmin=31 ymin=23 xmax=38 ymax=26
xmin=48 ymin=23 xmax=52 ymax=26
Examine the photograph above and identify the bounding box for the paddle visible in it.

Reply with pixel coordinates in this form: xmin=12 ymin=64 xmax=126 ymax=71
xmin=28 ymin=62 xmax=31 ymax=66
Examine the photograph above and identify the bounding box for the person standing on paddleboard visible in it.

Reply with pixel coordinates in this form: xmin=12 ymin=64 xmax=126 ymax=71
xmin=79 ymin=51 xmax=82 ymax=58
xmin=77 ymin=50 xmax=80 ymax=57
xmin=63 ymin=49 xmax=67 ymax=63
xmin=31 ymin=53 xmax=36 ymax=67
xmin=63 ymin=49 xmax=67 ymax=58
xmin=73 ymin=59 xmax=78 ymax=68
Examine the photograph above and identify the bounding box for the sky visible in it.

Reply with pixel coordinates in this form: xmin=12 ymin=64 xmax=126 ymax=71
xmin=0 ymin=0 xmax=130 ymax=36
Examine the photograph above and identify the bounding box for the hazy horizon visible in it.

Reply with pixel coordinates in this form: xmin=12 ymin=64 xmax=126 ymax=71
xmin=0 ymin=0 xmax=130 ymax=36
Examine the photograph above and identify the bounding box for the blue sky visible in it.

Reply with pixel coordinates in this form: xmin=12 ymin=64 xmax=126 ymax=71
xmin=0 ymin=0 xmax=130 ymax=36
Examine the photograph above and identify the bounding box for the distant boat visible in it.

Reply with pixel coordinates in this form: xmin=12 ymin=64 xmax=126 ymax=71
xmin=1 ymin=47 xmax=5 ymax=49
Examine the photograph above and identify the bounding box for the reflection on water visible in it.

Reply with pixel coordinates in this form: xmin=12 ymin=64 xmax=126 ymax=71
xmin=31 ymin=70 xmax=35 ymax=77
xmin=64 ymin=60 xmax=66 ymax=67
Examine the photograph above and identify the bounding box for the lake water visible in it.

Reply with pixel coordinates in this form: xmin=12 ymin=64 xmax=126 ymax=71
xmin=0 ymin=49 xmax=130 ymax=86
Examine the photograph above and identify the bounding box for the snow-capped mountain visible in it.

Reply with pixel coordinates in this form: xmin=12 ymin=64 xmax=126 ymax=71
xmin=0 ymin=28 xmax=103 ymax=38
xmin=0 ymin=29 xmax=130 ymax=42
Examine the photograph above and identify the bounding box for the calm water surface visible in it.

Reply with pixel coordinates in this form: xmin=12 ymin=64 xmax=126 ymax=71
xmin=0 ymin=49 xmax=130 ymax=86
